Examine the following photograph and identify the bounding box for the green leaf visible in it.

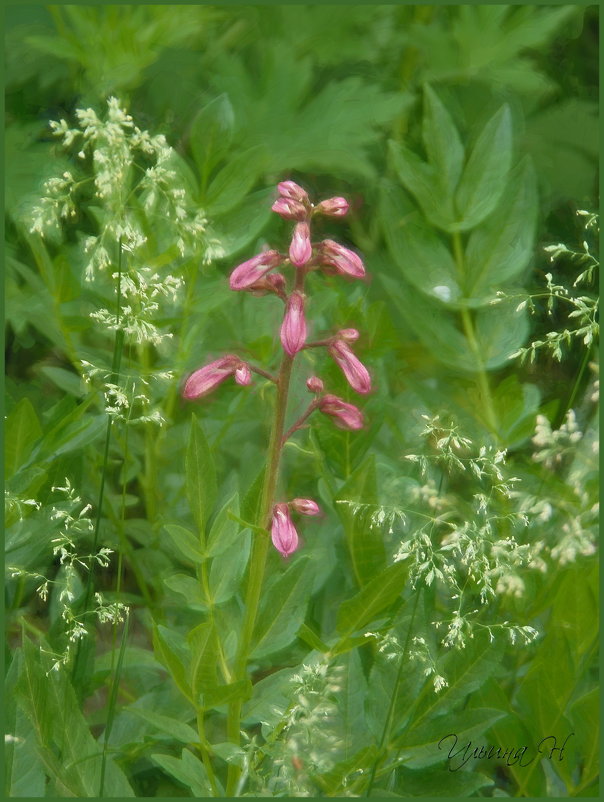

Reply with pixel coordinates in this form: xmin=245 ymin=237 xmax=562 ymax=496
xmin=202 ymin=679 xmax=253 ymax=710
xmin=335 ymin=649 xmax=369 ymax=756
xmin=5 ymin=398 xmax=42 ymax=477
xmin=474 ymin=299 xmax=530 ymax=370
xmin=396 ymin=707 xmax=507 ymax=769
xmin=455 ymin=105 xmax=513 ymax=231
xmin=492 ymin=375 xmax=540 ymax=448
xmin=317 ymin=746 xmax=379 ymax=794
xmin=204 ymin=145 xmax=267 ymax=216
xmin=38 ymin=365 xmax=85 ymax=398
xmin=569 ymin=688 xmax=599 ymax=790
xmin=163 ymin=524 xmax=205 ymax=565
xmin=151 ymin=748 xmax=212 ymax=797
xmin=392 ymin=764 xmax=493 ymax=797
xmin=211 ymin=188 xmax=273 ymax=259
xmin=152 ymin=624 xmax=192 ymax=703
xmin=190 ymin=93 xmax=235 ymax=181
xmin=206 ymin=493 xmax=243 ymax=557
xmin=464 ymin=157 xmax=538 ymax=298
xmin=334 ymin=454 xmax=386 ymax=587
xmin=209 ymin=530 xmax=251 ymax=604
xmin=422 ymin=84 xmax=465 ymax=195
xmin=163 ymin=573 xmax=207 ymax=608
xmin=128 ymin=708 xmax=198 ymax=744
xmin=252 ymin=558 xmax=314 ymax=659
xmin=336 ymin=561 xmax=407 ymax=636
xmin=188 ymin=622 xmax=218 ymax=705
xmin=185 ymin=414 xmax=217 ymax=541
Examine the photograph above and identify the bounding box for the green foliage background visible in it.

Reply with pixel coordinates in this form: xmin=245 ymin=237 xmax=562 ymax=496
xmin=5 ymin=4 xmax=599 ymax=798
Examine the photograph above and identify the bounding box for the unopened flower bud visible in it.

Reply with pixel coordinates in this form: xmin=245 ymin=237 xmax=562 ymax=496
xmin=229 ymin=250 xmax=282 ymax=291
xmin=278 ymin=180 xmax=309 ymax=204
xmin=306 ymin=376 xmax=324 ymax=393
xmin=329 ymin=340 xmax=371 ymax=394
xmin=319 ymin=394 xmax=364 ymax=430
xmin=316 ymin=197 xmax=349 ymax=217
xmin=280 ymin=291 xmax=307 ymax=356
xmin=337 ymin=328 xmax=359 ymax=342
xmin=271 ymin=503 xmax=299 ymax=557
xmin=318 ymin=239 xmax=365 ymax=279
xmin=291 ymin=498 xmax=320 ymax=516
xmin=234 ymin=363 xmax=251 ymax=386
xmin=247 ymin=272 xmax=287 ymax=298
xmin=272 ymin=198 xmax=307 ymax=221
xmin=289 ymin=222 xmax=312 ymax=267
xmin=183 ymin=355 xmax=241 ymax=399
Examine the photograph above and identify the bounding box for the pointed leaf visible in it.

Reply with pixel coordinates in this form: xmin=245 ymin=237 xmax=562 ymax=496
xmin=190 ymin=94 xmax=235 ymax=179
xmin=128 ymin=708 xmax=198 ymax=744
xmin=5 ymin=398 xmax=42 ymax=477
xmin=151 ymin=749 xmax=212 ymax=797
xmin=188 ymin=622 xmax=218 ymax=705
xmin=163 ymin=524 xmax=205 ymax=565
xmin=336 ymin=561 xmax=407 ymax=636
xmin=152 ymin=624 xmax=192 ymax=703
xmin=186 ymin=415 xmax=217 ymax=541
xmin=423 ymin=84 xmax=465 ymax=194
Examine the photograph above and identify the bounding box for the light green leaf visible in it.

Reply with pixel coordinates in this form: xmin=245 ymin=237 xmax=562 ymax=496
xmin=204 ymin=145 xmax=267 ymax=216
xmin=474 ymin=299 xmax=530 ymax=370
xmin=252 ymin=558 xmax=314 ymax=659
xmin=422 ymin=84 xmax=465 ymax=195
xmin=163 ymin=524 xmax=205 ymax=565
xmin=209 ymin=530 xmax=251 ymax=605
xmin=569 ymin=688 xmax=599 ymax=789
xmin=151 ymin=748 xmax=212 ymax=797
xmin=465 ymin=157 xmax=538 ymax=298
xmin=336 ymin=561 xmax=407 ymax=636
xmin=206 ymin=493 xmax=242 ymax=557
xmin=152 ymin=624 xmax=192 ymax=703
xmin=202 ymin=679 xmax=253 ymax=710
xmin=4 ymin=397 xmax=42 ymax=478
xmin=455 ymin=104 xmax=513 ymax=231
xmin=188 ymin=622 xmax=218 ymax=705
xmin=163 ymin=573 xmax=207 ymax=608
xmin=128 ymin=708 xmax=198 ymax=744
xmin=190 ymin=93 xmax=235 ymax=181
xmin=185 ymin=414 xmax=217 ymax=541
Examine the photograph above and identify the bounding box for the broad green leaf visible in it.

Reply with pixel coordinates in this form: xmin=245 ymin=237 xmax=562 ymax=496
xmin=128 ymin=708 xmax=198 ymax=744
xmin=163 ymin=573 xmax=207 ymax=608
xmin=206 ymin=492 xmax=243 ymax=557
xmin=317 ymin=746 xmax=379 ymax=795
xmin=569 ymin=688 xmax=599 ymax=790
xmin=334 ymin=454 xmax=386 ymax=587
xmin=336 ymin=561 xmax=407 ymax=636
xmin=474 ymin=299 xmax=530 ymax=370
xmin=209 ymin=530 xmax=251 ymax=604
xmin=455 ymin=105 xmax=513 ymax=231
xmin=493 ymin=375 xmax=540 ymax=448
xmin=15 ymin=637 xmax=135 ymax=797
xmin=185 ymin=414 xmax=217 ymax=541
xmin=38 ymin=365 xmax=85 ymax=398
xmin=396 ymin=707 xmax=507 ymax=769
xmin=152 ymin=624 xmax=192 ymax=703
xmin=211 ymin=188 xmax=273 ymax=259
xmin=163 ymin=524 xmax=205 ymax=565
xmin=190 ymin=93 xmax=235 ymax=181
xmin=209 ymin=741 xmax=246 ymax=766
xmin=241 ymin=466 xmax=266 ymax=529
xmin=464 ymin=157 xmax=538 ymax=298
xmin=388 ymin=140 xmax=454 ymax=230
xmin=5 ymin=397 xmax=42 ymax=477
xmin=151 ymin=748 xmax=212 ymax=797
xmin=242 ymin=664 xmax=302 ymax=728
xmin=335 ymin=649 xmax=369 ymax=757
xmin=202 ymin=679 xmax=253 ymax=710
xmin=204 ymin=145 xmax=267 ymax=215
xmin=188 ymin=621 xmax=218 ymax=705
xmin=422 ymin=84 xmax=465 ymax=195
xmin=252 ymin=558 xmax=314 ymax=659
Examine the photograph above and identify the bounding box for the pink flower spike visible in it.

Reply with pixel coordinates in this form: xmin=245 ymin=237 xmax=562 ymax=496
xmin=338 ymin=328 xmax=360 ymax=342
xmin=316 ymin=197 xmax=349 ymax=217
xmin=291 ymin=498 xmax=320 ymax=516
xmin=306 ymin=376 xmax=324 ymax=393
xmin=229 ymin=250 xmax=282 ymax=291
xmin=329 ymin=340 xmax=372 ymax=394
xmin=271 ymin=503 xmax=299 ymax=557
xmin=319 ymin=239 xmax=365 ymax=279
xmin=280 ymin=291 xmax=307 ymax=356
xmin=272 ymin=198 xmax=307 ymax=221
xmin=278 ymin=181 xmax=309 ymax=204
xmin=183 ymin=355 xmax=240 ymax=400
xmin=234 ymin=363 xmax=252 ymax=386
xmin=319 ymin=394 xmax=365 ymax=430
xmin=289 ymin=222 xmax=312 ymax=267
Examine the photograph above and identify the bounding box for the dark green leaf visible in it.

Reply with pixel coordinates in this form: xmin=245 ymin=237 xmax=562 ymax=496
xmin=5 ymin=397 xmax=42 ymax=477
xmin=190 ymin=94 xmax=235 ymax=180
xmin=151 ymin=748 xmax=212 ymax=797
xmin=205 ymin=145 xmax=267 ymax=215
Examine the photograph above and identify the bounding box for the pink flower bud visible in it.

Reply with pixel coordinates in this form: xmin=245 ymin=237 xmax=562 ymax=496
xmin=289 ymin=222 xmax=312 ymax=267
xmin=306 ymin=376 xmax=324 ymax=393
xmin=280 ymin=291 xmax=307 ymax=356
xmin=319 ymin=394 xmax=364 ymax=430
xmin=271 ymin=503 xmax=299 ymax=557
xmin=337 ymin=328 xmax=359 ymax=342
xmin=272 ymin=198 xmax=307 ymax=221
xmin=229 ymin=250 xmax=282 ymax=291
xmin=278 ymin=181 xmax=309 ymax=204
xmin=234 ymin=363 xmax=251 ymax=386
xmin=183 ymin=355 xmax=241 ymax=400
xmin=316 ymin=197 xmax=349 ymax=217
xmin=329 ymin=340 xmax=371 ymax=394
xmin=291 ymin=498 xmax=320 ymax=516
xmin=246 ymin=272 xmax=286 ymax=298
xmin=318 ymin=239 xmax=365 ymax=279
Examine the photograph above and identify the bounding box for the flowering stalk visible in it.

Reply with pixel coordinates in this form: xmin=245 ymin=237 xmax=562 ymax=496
xmin=182 ymin=179 xmax=370 ymax=793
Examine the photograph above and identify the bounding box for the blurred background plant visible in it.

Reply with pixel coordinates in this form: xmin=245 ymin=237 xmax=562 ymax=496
xmin=5 ymin=4 xmax=598 ymax=798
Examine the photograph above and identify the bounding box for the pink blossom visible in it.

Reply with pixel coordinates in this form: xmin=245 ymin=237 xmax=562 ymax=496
xmin=289 ymin=222 xmax=312 ymax=267
xmin=235 ymin=363 xmax=251 ymax=386
xmin=318 ymin=239 xmax=365 ymax=278
xmin=246 ymin=272 xmax=286 ymax=298
xmin=316 ymin=197 xmax=349 ymax=217
xmin=306 ymin=376 xmax=324 ymax=393
xmin=291 ymin=498 xmax=320 ymax=516
xmin=271 ymin=503 xmax=299 ymax=557
xmin=272 ymin=198 xmax=307 ymax=221
xmin=229 ymin=250 xmax=282 ymax=291
xmin=280 ymin=291 xmax=307 ymax=356
xmin=278 ymin=181 xmax=309 ymax=204
xmin=329 ymin=340 xmax=371 ymax=394
xmin=319 ymin=394 xmax=364 ymax=430
xmin=183 ymin=355 xmax=242 ymax=399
